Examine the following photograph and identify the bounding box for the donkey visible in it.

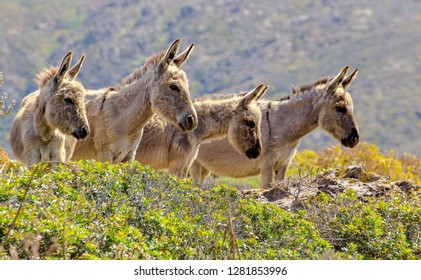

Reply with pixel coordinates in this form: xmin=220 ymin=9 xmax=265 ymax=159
xmin=70 ymin=39 xmax=198 ymax=163
xmin=135 ymin=84 xmax=268 ymax=177
xmin=10 ymin=51 xmax=90 ymax=167
xmin=190 ymin=67 xmax=360 ymax=188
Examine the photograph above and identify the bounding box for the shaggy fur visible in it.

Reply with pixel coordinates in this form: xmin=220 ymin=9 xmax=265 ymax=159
xmin=135 ymin=84 xmax=268 ymax=177
xmin=70 ymin=39 xmax=198 ymax=163
xmin=190 ymin=67 xmax=360 ymax=188
xmin=10 ymin=52 xmax=89 ymax=167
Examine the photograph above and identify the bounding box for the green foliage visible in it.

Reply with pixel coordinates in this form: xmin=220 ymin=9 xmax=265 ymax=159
xmin=0 ymin=147 xmax=21 ymax=174
xmin=305 ymin=190 xmax=421 ymax=259
xmin=1 ymin=143 xmax=420 ymax=260
xmin=0 ymin=160 xmax=329 ymax=260
xmin=290 ymin=142 xmax=421 ymax=184
xmin=214 ymin=175 xmax=261 ymax=190
xmin=400 ymin=153 xmax=421 ymax=183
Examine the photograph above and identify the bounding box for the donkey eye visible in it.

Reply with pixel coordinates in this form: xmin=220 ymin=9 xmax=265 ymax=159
xmin=336 ymin=106 xmax=347 ymax=113
xmin=64 ymin=98 xmax=73 ymax=104
xmin=169 ymin=84 xmax=180 ymax=92
xmin=245 ymin=120 xmax=256 ymax=128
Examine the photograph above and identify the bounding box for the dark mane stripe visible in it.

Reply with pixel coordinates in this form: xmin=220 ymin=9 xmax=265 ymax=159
xmin=35 ymin=66 xmax=58 ymax=88
xmin=117 ymin=51 xmax=166 ymax=88
xmin=194 ymin=91 xmax=248 ymax=102
xmin=278 ymin=76 xmax=332 ymax=101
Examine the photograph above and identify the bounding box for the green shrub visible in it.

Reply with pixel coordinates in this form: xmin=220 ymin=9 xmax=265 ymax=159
xmin=0 ymin=160 xmax=329 ymax=260
xmin=305 ymin=190 xmax=421 ymax=259
xmin=1 ymin=144 xmax=420 ymax=260
xmin=291 ymin=142 xmax=421 ymax=184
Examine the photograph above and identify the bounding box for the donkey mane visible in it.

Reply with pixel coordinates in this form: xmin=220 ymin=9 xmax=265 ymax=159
xmin=278 ymin=76 xmax=332 ymax=101
xmin=195 ymin=91 xmax=249 ymax=101
xmin=196 ymin=77 xmax=333 ymax=104
xmin=197 ymin=77 xmax=333 ymax=103
xmin=117 ymin=51 xmax=166 ymax=88
xmin=35 ymin=66 xmax=59 ymax=88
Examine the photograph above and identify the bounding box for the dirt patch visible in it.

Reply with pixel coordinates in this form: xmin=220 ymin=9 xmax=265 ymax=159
xmin=242 ymin=164 xmax=420 ymax=211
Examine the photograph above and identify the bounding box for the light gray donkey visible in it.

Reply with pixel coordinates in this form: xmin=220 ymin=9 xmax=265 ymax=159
xmin=190 ymin=67 xmax=360 ymax=188
xmin=135 ymin=84 xmax=268 ymax=177
xmin=70 ymin=39 xmax=198 ymax=163
xmin=10 ymin=51 xmax=89 ymax=167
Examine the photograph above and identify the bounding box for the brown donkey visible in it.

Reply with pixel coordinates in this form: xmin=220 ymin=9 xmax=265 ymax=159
xmin=10 ymin=51 xmax=89 ymax=167
xmin=70 ymin=39 xmax=197 ymax=163
xmin=135 ymin=84 xmax=268 ymax=177
xmin=190 ymin=67 xmax=360 ymax=188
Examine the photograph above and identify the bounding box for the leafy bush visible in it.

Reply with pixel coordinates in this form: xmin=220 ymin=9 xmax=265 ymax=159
xmin=0 ymin=147 xmax=22 ymax=174
xmin=1 ymin=143 xmax=420 ymax=260
xmin=400 ymin=153 xmax=421 ymax=183
xmin=290 ymin=142 xmax=421 ymax=184
xmin=304 ymin=190 xmax=421 ymax=259
xmin=0 ymin=160 xmax=329 ymax=260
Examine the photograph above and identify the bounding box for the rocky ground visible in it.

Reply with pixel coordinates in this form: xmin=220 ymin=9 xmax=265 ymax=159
xmin=242 ymin=164 xmax=420 ymax=211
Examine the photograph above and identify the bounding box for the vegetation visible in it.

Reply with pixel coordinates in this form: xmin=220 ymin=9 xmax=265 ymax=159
xmin=305 ymin=190 xmax=421 ymax=259
xmin=0 ymin=159 xmax=330 ymax=260
xmin=0 ymin=142 xmax=420 ymax=260
xmin=289 ymin=142 xmax=421 ymax=185
xmin=217 ymin=141 xmax=421 ymax=189
xmin=0 ymin=72 xmax=15 ymax=119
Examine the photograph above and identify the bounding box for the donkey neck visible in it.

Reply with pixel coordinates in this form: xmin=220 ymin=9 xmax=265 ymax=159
xmin=191 ymin=98 xmax=239 ymax=143
xmin=34 ymin=92 xmax=57 ymax=142
xmin=267 ymin=88 xmax=328 ymax=141
xmin=109 ymin=73 xmax=155 ymax=133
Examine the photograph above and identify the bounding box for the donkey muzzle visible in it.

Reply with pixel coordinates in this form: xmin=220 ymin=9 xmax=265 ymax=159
xmin=72 ymin=126 xmax=89 ymax=140
xmin=245 ymin=142 xmax=261 ymax=159
xmin=341 ymin=127 xmax=359 ymax=148
xmin=178 ymin=112 xmax=198 ymax=132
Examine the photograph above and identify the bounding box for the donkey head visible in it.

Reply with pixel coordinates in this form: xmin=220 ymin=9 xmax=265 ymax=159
xmin=228 ymin=84 xmax=268 ymax=159
xmin=151 ymin=39 xmax=198 ymax=132
xmin=42 ymin=52 xmax=90 ymax=139
xmin=318 ymin=67 xmax=359 ymax=148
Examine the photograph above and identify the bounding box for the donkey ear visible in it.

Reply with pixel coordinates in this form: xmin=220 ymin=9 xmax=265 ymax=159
xmin=241 ymin=84 xmax=267 ymax=107
xmin=342 ymin=68 xmax=358 ymax=90
xmin=173 ymin=43 xmax=194 ymax=68
xmin=256 ymin=85 xmax=269 ymax=100
xmin=67 ymin=54 xmax=86 ymax=80
xmin=158 ymin=39 xmax=181 ymax=74
xmin=326 ymin=66 xmax=349 ymax=93
xmin=54 ymin=51 xmax=73 ymax=86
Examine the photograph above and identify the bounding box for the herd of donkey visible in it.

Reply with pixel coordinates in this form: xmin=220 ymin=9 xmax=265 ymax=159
xmin=9 ymin=39 xmax=360 ymax=188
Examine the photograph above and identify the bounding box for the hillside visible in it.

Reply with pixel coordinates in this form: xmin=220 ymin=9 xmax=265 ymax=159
xmin=0 ymin=0 xmax=420 ymax=156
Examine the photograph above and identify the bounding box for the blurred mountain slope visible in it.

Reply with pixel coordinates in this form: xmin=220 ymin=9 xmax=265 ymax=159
xmin=0 ymin=0 xmax=419 ymax=155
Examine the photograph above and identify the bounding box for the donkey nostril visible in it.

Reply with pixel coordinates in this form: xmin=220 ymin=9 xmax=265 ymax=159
xmin=185 ymin=114 xmax=197 ymax=129
xmin=350 ymin=128 xmax=359 ymax=142
xmin=186 ymin=115 xmax=194 ymax=126
xmin=245 ymin=143 xmax=261 ymax=159
xmin=73 ymin=127 xmax=89 ymax=139
xmin=81 ymin=127 xmax=89 ymax=137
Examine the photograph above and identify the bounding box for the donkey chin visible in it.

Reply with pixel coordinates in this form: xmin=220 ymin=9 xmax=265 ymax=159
xmin=245 ymin=142 xmax=262 ymax=159
xmin=72 ymin=126 xmax=89 ymax=140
